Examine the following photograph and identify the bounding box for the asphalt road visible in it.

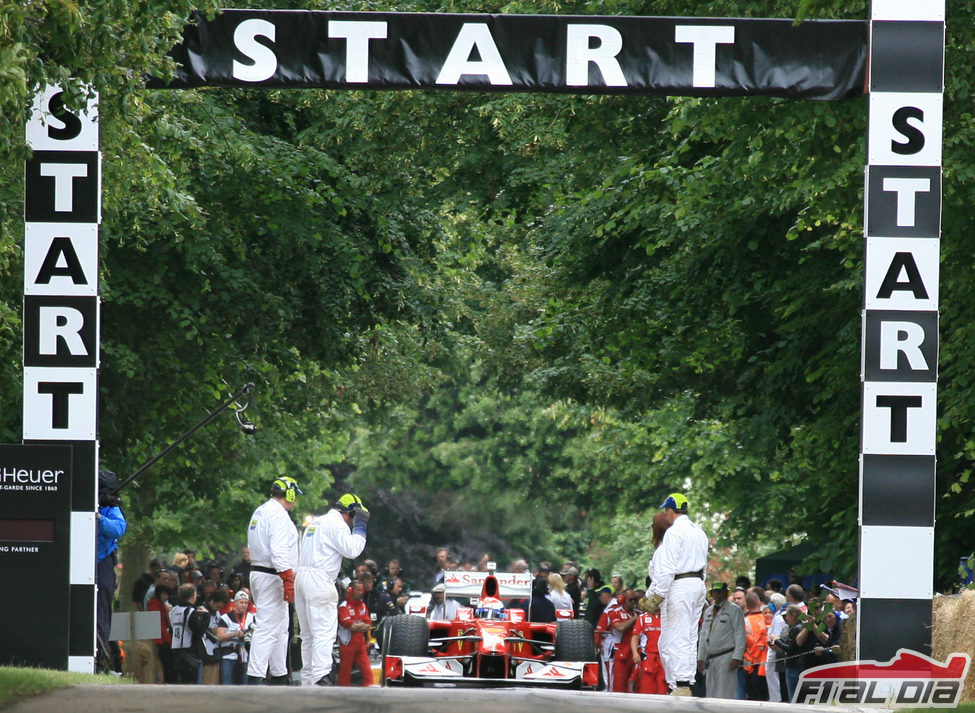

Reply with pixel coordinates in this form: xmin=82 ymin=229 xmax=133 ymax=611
xmin=3 ymin=685 xmax=867 ymax=713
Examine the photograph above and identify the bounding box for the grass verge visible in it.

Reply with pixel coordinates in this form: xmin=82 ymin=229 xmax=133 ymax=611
xmin=0 ymin=666 xmax=127 ymax=708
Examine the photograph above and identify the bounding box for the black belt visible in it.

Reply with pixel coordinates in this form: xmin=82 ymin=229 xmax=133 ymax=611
xmin=251 ymin=565 xmax=278 ymax=575
xmin=674 ymin=570 xmax=704 ymax=580
xmin=706 ymin=646 xmax=736 ymax=660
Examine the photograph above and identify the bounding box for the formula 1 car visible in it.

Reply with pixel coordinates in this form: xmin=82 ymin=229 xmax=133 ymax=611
xmin=380 ymin=566 xmax=600 ymax=688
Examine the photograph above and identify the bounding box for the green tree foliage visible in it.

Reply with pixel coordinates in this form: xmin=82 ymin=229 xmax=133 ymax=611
xmin=2 ymin=1 xmax=447 ymax=563
xmin=519 ymin=93 xmax=866 ymax=569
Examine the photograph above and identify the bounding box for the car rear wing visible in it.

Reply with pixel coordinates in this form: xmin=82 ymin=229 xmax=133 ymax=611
xmin=442 ymin=571 xmax=533 ymax=599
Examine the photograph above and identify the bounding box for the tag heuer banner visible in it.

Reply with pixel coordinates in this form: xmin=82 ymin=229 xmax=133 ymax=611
xmin=153 ymin=10 xmax=867 ymax=100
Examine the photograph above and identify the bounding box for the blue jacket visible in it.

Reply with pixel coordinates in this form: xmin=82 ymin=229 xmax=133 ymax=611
xmin=97 ymin=506 xmax=126 ymax=563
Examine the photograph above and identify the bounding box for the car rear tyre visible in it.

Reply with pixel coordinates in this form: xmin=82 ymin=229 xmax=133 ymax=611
xmin=554 ymin=619 xmax=597 ymax=662
xmin=553 ymin=619 xmax=600 ymax=690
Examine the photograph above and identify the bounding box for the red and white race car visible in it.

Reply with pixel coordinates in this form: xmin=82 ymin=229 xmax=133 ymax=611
xmin=380 ymin=567 xmax=599 ymax=688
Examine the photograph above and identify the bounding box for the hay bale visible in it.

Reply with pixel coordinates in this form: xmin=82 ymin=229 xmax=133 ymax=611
xmin=933 ymin=591 xmax=975 ymax=702
xmin=122 ymin=639 xmax=163 ymax=684
xmin=838 ymin=611 xmax=856 ymax=661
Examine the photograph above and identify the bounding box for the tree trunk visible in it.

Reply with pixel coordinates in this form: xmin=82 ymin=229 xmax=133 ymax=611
xmin=118 ymin=537 xmax=151 ymax=613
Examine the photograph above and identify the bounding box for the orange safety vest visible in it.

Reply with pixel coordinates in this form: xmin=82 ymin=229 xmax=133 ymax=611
xmin=743 ymin=610 xmax=768 ymax=675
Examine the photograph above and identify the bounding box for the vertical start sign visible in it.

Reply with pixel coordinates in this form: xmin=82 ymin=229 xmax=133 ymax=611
xmin=23 ymin=86 xmax=101 ymax=672
xmin=859 ymin=0 xmax=944 ymax=660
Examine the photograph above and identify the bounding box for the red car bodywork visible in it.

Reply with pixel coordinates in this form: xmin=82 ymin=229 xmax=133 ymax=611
xmin=381 ymin=570 xmax=599 ymax=688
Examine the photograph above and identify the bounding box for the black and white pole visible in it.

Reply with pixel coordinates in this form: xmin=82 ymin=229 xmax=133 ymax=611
xmin=859 ymin=0 xmax=944 ymax=660
xmin=24 ymin=85 xmax=101 ymax=672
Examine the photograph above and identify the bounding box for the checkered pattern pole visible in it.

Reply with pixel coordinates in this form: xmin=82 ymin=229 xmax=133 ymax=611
xmin=24 ymin=86 xmax=101 ymax=672
xmin=859 ymin=1 xmax=944 ymax=661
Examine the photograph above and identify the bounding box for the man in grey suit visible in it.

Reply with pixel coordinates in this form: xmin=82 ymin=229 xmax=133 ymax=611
xmin=697 ymin=582 xmax=746 ymax=699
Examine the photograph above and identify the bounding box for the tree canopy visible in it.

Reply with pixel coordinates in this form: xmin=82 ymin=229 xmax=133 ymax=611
xmin=2 ymin=0 xmax=973 ymax=593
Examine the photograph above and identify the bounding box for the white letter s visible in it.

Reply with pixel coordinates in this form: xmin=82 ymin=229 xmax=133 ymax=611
xmin=233 ymin=19 xmax=278 ymax=82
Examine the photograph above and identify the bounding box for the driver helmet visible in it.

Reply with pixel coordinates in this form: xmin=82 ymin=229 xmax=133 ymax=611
xmin=474 ymin=596 xmax=507 ymax=621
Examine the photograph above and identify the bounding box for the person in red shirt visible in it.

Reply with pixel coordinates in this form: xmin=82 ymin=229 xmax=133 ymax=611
xmin=337 ymin=580 xmax=374 ymax=686
xmin=631 ymin=606 xmax=667 ymax=694
xmin=609 ymin=589 xmax=639 ymax=692
xmin=146 ymin=584 xmax=175 ymax=682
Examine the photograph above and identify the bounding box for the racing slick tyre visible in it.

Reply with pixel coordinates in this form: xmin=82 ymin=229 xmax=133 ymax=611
xmin=554 ymin=619 xmax=600 ymax=689
xmin=554 ymin=619 xmax=597 ymax=663
xmin=381 ymin=614 xmax=429 ymax=687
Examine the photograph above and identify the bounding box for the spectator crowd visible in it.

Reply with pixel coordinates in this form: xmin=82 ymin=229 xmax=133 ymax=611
xmin=104 ymin=480 xmax=857 ymax=699
xmin=122 ymin=540 xmax=856 ymax=698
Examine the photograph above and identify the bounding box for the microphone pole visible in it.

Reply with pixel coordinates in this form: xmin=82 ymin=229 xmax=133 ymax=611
xmin=114 ymin=383 xmax=255 ymax=494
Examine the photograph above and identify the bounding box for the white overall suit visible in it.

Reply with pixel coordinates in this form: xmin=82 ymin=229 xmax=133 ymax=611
xmin=246 ymin=498 xmax=299 ymax=680
xmin=295 ymin=508 xmax=366 ymax=686
xmin=648 ymin=514 xmax=709 ymax=691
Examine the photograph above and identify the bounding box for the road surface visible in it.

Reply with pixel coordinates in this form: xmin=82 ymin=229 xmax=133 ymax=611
xmin=3 ymin=684 xmax=871 ymax=713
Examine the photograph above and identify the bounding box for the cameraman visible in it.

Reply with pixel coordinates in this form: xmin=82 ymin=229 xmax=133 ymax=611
xmin=201 ymin=588 xmax=231 ymax=683
xmin=96 ymin=469 xmax=126 ymax=672
xmin=170 ymin=583 xmax=211 ymax=683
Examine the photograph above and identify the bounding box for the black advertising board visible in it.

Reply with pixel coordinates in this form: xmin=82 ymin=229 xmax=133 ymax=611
xmin=152 ymin=10 xmax=867 ymax=100
xmin=0 ymin=444 xmax=73 ymax=669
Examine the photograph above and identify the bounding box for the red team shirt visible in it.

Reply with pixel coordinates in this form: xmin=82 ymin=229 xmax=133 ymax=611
xmin=633 ymin=611 xmax=662 ymax=654
xmin=337 ymin=597 xmax=373 ymax=687
xmin=338 ymin=598 xmax=371 ymax=640
xmin=632 ymin=610 xmax=667 ymax=695
xmin=146 ymin=596 xmax=172 ymax=645
xmin=597 ymin=599 xmax=639 ymax=692
xmin=595 ymin=601 xmax=617 ymax=645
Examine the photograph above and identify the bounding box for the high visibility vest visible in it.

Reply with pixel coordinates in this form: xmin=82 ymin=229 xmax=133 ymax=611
xmin=743 ymin=611 xmax=768 ymax=675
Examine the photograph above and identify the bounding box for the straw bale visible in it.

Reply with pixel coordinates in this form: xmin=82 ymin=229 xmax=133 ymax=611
xmin=933 ymin=591 xmax=975 ymax=702
xmin=838 ymin=611 xmax=856 ymax=661
xmin=122 ymin=639 xmax=163 ymax=684
xmin=824 ymin=595 xmax=975 ymax=701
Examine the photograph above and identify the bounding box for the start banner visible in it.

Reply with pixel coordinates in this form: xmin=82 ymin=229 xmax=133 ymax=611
xmin=153 ymin=10 xmax=867 ymax=100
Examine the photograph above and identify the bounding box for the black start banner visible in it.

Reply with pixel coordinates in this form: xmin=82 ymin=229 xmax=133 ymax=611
xmin=154 ymin=10 xmax=867 ymax=100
